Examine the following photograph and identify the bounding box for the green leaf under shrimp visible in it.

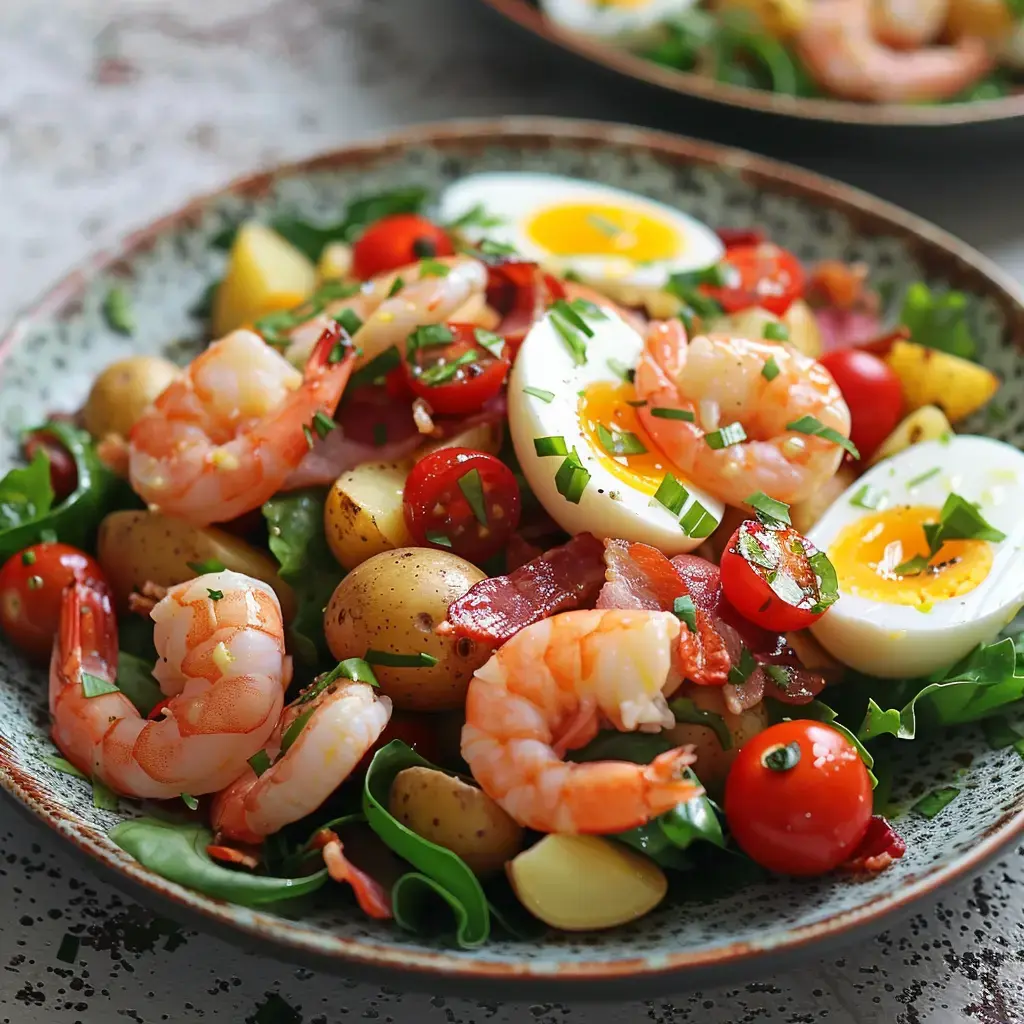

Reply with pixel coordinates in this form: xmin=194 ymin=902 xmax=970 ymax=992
xmin=116 ymin=651 xmax=163 ymax=717
xmin=109 ymin=818 xmax=328 ymax=906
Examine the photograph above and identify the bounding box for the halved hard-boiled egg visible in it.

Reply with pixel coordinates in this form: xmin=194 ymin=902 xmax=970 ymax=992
xmin=438 ymin=173 xmax=723 ymax=289
xmin=508 ymin=300 xmax=724 ymax=553
xmin=807 ymin=435 xmax=1024 ymax=678
xmin=539 ymin=0 xmax=698 ymax=41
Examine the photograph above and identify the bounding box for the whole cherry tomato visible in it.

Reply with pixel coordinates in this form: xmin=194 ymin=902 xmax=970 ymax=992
xmin=352 ymin=214 xmax=454 ymax=279
xmin=819 ymin=348 xmax=904 ymax=461
xmin=724 ymin=720 xmax=873 ymax=876
xmin=0 ymin=542 xmax=104 ymax=661
xmin=719 ymin=518 xmax=835 ymax=633
xmin=703 ymin=243 xmax=805 ymax=317
xmin=401 ymin=323 xmax=510 ymax=416
xmin=23 ymin=429 xmax=77 ymax=503
xmin=403 ymin=448 xmax=521 ymax=565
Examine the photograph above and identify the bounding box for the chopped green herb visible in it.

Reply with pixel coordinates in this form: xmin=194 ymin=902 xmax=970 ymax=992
xmin=522 ymin=386 xmax=555 ymax=403
xmin=425 ymin=530 xmax=452 ymax=548
xmin=738 ymin=529 xmax=775 ymax=570
xmin=653 ymin=473 xmax=689 ymax=516
xmin=475 ymin=238 xmax=518 ymax=260
xmin=908 ymin=467 xmax=941 ymax=488
xmin=457 ymin=468 xmax=489 ymax=527
xmin=899 ymin=282 xmax=976 ymax=361
xmin=982 ymin=716 xmax=1022 ymax=750
xmin=534 ymin=435 xmax=569 ymax=458
xmin=912 ymin=786 xmax=959 ymax=819
xmin=786 ymin=415 xmax=860 ymax=459
xmin=895 ymin=492 xmax=1006 ymax=576
xmin=206 ymin=589 xmax=224 ymax=602
xmin=328 ymin=342 xmax=347 ymax=365
xmin=447 ymin=203 xmax=504 ymax=230
xmin=473 ymin=328 xmax=505 ymax=359
xmin=851 ymin=485 xmax=887 ymax=510
xmin=56 ymin=933 xmax=80 ymax=964
xmin=181 ymin=793 xmax=199 ymax=811
xmin=762 ymin=740 xmax=801 ymax=772
xmin=335 ymin=308 xmax=364 ymax=337
xmin=280 ymin=707 xmax=316 ymax=755
xmin=418 ymin=258 xmax=450 ymax=277
xmin=372 ymin=423 xmax=388 ymax=446
xmin=569 ymin=298 xmax=607 ymax=320
xmin=419 ymin=348 xmax=479 ymax=387
xmin=808 ymin=551 xmax=839 ymax=613
xmin=672 ymin=595 xmax=697 ymax=633
xmin=894 ymin=553 xmax=932 ymax=577
xmin=554 ymin=448 xmax=591 ymax=504
xmin=348 ymin=345 xmax=401 ymax=389
xmin=388 ymin=275 xmax=405 ymax=298
xmin=745 ymin=491 xmax=792 ymax=525
xmin=705 ymin=422 xmax=747 ymax=450
xmin=302 ymin=424 xmax=315 ymax=450
xmin=670 ymin=263 xmax=736 ymax=289
xmin=312 ymin=410 xmax=335 ymax=440
xmin=596 ymin=423 xmax=648 ymax=456
xmin=186 ymin=558 xmax=226 ymax=575
xmin=650 ymin=407 xmax=695 ymax=421
xmin=39 ymin=755 xmax=88 ymax=780
xmin=728 ymin=647 xmax=758 ymax=685
xmin=102 ymin=286 xmax=135 ymax=335
xmin=762 ymin=322 xmax=790 ymax=342
xmin=248 ymin=750 xmax=272 ymax=778
xmin=679 ymin=500 xmax=717 ymax=538
xmin=82 ymin=672 xmax=119 ymax=699
xmin=406 ymin=323 xmax=454 ymax=358
xmin=548 ymin=301 xmax=590 ymax=366
xmin=92 ymin=777 xmax=118 ymax=811
xmin=364 ymin=650 xmax=439 ymax=668
xmin=606 ymin=358 xmax=635 ymax=382
xmin=669 ymin=696 xmax=732 ymax=750
xmin=21 ymin=549 xmax=36 ymax=565
xmin=764 ymin=664 xmax=793 ymax=691
xmin=761 ymin=355 xmax=780 ymax=380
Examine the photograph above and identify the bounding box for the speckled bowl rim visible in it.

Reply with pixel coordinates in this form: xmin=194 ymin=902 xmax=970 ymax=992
xmin=477 ymin=0 xmax=1024 ymax=128
xmin=3 ymin=117 xmax=1024 ymax=998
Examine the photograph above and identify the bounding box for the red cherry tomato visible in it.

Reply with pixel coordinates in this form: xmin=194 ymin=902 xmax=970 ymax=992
xmin=351 ymin=214 xmax=454 ymax=279
xmin=0 ymin=542 xmax=104 ymax=661
xmin=715 ymin=227 xmax=766 ymax=249
xmin=819 ymin=348 xmax=904 ymax=461
xmin=401 ymin=323 xmax=510 ymax=416
xmin=725 ymin=720 xmax=872 ymax=876
xmin=403 ymin=448 xmax=521 ymax=564
xmin=703 ymin=243 xmax=805 ymax=317
xmin=354 ymin=711 xmax=446 ymax=776
xmin=23 ymin=429 xmax=77 ymax=503
xmin=720 ymin=518 xmax=831 ymax=633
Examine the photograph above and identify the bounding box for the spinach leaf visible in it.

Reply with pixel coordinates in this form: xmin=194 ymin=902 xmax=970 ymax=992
xmin=899 ymin=282 xmax=977 ymax=361
xmin=566 ymin=730 xmax=674 ymax=765
xmin=363 ymin=741 xmax=490 ymax=948
xmin=110 ymin=818 xmax=327 ymax=906
xmin=262 ymin=489 xmax=342 ymax=666
xmin=271 ymin=188 xmax=429 ymax=262
xmin=116 ymin=651 xmax=163 ymax=717
xmin=0 ymin=450 xmax=53 ymax=533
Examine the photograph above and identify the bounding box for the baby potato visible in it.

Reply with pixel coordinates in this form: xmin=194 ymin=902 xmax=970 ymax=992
xmin=83 ymin=356 xmax=180 ymax=440
xmin=867 ymin=405 xmax=953 ymax=467
xmin=324 ymin=547 xmax=489 ymax=710
xmin=97 ymin=510 xmax=294 ymax=618
xmin=790 ymin=463 xmax=858 ymax=534
xmin=507 ymin=835 xmax=667 ymax=931
xmin=664 ymin=684 xmax=768 ymax=797
xmin=388 ymin=766 xmax=524 ymax=876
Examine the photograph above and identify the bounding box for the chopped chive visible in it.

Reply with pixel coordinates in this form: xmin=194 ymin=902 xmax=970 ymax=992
xmin=447 ymin=202 xmax=504 ymax=230
xmin=746 ymin=491 xmax=792 ymax=525
xmin=419 ymin=348 xmax=479 ymax=386
xmin=280 ymin=707 xmax=316 ymax=755
xmin=476 ymin=238 xmax=518 ymax=259
xmin=187 ymin=558 xmax=226 ymax=575
xmin=762 ymin=740 xmax=801 ymax=772
xmin=569 ymin=298 xmax=607 ymax=320
xmin=671 ymin=263 xmax=736 ymax=289
xmin=337 ymin=657 xmax=380 ymax=687
xmin=548 ymin=301 xmax=589 ymax=365
xmin=248 ymin=750 xmax=272 ymax=777
xmin=851 ymin=485 xmax=887 ymax=510
xmin=406 ymin=324 xmax=455 ymax=357
xmin=102 ymin=285 xmax=135 ymax=335
xmin=21 ymin=550 xmax=36 ymax=566
xmin=908 ymin=467 xmax=941 ymax=488
xmin=56 ymin=933 xmax=80 ymax=964
xmin=92 ymin=777 xmax=118 ymax=811
xmin=679 ymin=500 xmax=717 ymax=538
xmin=457 ymin=468 xmax=489 ymax=526
xmin=727 ymin=647 xmax=758 ymax=685
xmin=761 ymin=355 xmax=781 ymax=380
xmin=705 ymin=422 xmax=747 ymax=450
xmin=388 ymin=275 xmax=405 ymax=298
xmin=418 ymin=258 xmax=450 ymax=277
xmin=180 ymin=793 xmax=199 ymax=810
xmin=372 ymin=422 xmax=388 ymax=446
xmin=39 ymin=755 xmax=87 ymax=780
xmin=596 ymin=423 xmax=647 ymax=456
xmin=554 ymin=448 xmax=591 ymax=504
xmin=653 ymin=473 xmax=689 ymax=516
xmin=206 ymin=589 xmax=224 ymax=602
xmin=650 ymin=407 xmax=695 ymax=421
xmin=523 ymin=386 xmax=555 ymax=403
xmin=912 ymin=786 xmax=959 ymax=819
xmin=763 ymin=322 xmax=790 ymax=342
xmin=607 ymin=358 xmax=635 ymax=383
xmin=312 ymin=410 xmax=335 ymax=440
xmin=302 ymin=424 xmax=315 ymax=450
xmin=672 ymin=595 xmax=697 ymax=633
xmin=764 ymin=664 xmax=794 ymax=691
xmin=786 ymin=415 xmax=860 ymax=460
xmin=534 ymin=435 xmax=568 ymax=457
xmin=334 ymin=308 xmax=364 ymax=337
xmin=364 ymin=649 xmax=439 ymax=668
xmin=473 ymin=328 xmax=505 ymax=359
xmin=82 ymin=672 xmax=119 ymax=699
xmin=348 ymin=345 xmax=401 ymax=389
xmin=425 ymin=530 xmax=452 ymax=548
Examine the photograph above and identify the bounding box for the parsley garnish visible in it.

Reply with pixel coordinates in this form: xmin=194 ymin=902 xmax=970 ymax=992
xmin=82 ymin=672 xmax=119 ymax=699
xmin=457 ymin=468 xmax=489 ymax=526
xmin=554 ymin=448 xmax=591 ymax=504
xmin=746 ymin=491 xmax=792 ymax=525
xmin=728 ymin=647 xmax=758 ymax=685
xmin=894 ymin=492 xmax=1006 ymax=576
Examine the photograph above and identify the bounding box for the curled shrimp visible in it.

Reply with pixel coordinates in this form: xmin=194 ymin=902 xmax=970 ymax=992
xmin=461 ymin=608 xmax=701 ymax=835
xmin=634 ymin=319 xmax=850 ymax=507
xmin=50 ymin=571 xmax=289 ymax=799
xmin=285 ymin=255 xmax=489 ymax=367
xmin=129 ymin=323 xmax=354 ymax=526
xmin=211 ymin=675 xmax=391 ymax=844
xmin=796 ymin=0 xmax=991 ymax=103
xmin=872 ymin=0 xmax=949 ymax=48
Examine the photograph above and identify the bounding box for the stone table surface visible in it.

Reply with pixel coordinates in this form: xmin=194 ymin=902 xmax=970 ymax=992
xmin=3 ymin=1 xmax=1024 ymax=1021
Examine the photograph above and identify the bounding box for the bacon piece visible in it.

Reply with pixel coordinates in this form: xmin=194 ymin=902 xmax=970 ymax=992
xmin=443 ymin=533 xmax=606 ymax=644
xmin=598 ymin=540 xmax=730 ymax=686
xmin=839 ymin=816 xmax=906 ymax=874
xmin=206 ymin=843 xmax=261 ymax=871
xmin=671 ymin=554 xmax=826 ymax=713
xmin=716 ymin=227 xmax=766 ymax=249
xmin=486 ymin=259 xmax=556 ymax=350
xmin=313 ymin=829 xmax=393 ymax=920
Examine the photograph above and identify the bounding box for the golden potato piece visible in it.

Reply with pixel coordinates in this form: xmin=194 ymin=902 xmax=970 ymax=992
xmin=507 ymin=835 xmax=667 ymax=931
xmin=388 ymin=767 xmax=524 ymax=876
xmin=83 ymin=356 xmax=180 ymax=441
xmin=884 ymin=340 xmax=999 ymax=424
xmin=867 ymin=405 xmax=953 ymax=467
xmin=317 ymin=241 xmax=353 ymax=283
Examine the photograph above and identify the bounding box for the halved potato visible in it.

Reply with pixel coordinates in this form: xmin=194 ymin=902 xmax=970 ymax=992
xmin=867 ymin=405 xmax=953 ymax=467
xmin=884 ymin=340 xmax=999 ymax=424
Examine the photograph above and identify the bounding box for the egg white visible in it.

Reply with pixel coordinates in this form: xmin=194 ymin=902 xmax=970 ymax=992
xmin=438 ymin=172 xmax=724 ymax=288
xmin=807 ymin=436 xmax=1024 ymax=679
xmin=508 ymin=307 xmax=724 ymax=553
xmin=539 ymin=0 xmax=698 ymax=40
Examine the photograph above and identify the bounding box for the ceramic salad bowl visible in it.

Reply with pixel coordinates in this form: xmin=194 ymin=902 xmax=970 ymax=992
xmin=2 ymin=118 xmax=1024 ymax=999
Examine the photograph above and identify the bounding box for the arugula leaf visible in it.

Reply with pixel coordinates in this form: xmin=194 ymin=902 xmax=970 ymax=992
xmin=262 ymin=489 xmax=343 ymax=666
xmin=899 ymin=282 xmax=977 ymax=361
xmin=0 ymin=450 xmax=53 ymax=533
xmin=117 ymin=651 xmax=164 ymax=717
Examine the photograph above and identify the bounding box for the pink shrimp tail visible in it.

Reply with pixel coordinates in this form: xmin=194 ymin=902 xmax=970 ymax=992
xmin=210 ymin=766 xmax=264 ymax=845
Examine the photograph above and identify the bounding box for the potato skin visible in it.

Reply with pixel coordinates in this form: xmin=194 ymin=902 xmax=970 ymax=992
xmin=324 ymin=547 xmax=489 ymax=710
xmin=97 ymin=510 xmax=295 ymax=618
xmin=884 ymin=340 xmax=998 ymax=424
xmin=388 ymin=766 xmax=523 ymax=876
xmin=83 ymin=356 xmax=180 ymax=440
xmin=867 ymin=405 xmax=953 ymax=467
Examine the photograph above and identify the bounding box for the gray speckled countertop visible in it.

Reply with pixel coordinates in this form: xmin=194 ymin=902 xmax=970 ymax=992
xmin=3 ymin=1 xmax=1024 ymax=1021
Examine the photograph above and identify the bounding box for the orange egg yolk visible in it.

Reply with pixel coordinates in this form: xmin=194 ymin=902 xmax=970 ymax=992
xmin=828 ymin=505 xmax=994 ymax=611
xmin=526 ymin=202 xmax=681 ymax=263
xmin=577 ymin=380 xmax=680 ymax=495
xmin=589 ymin=0 xmax=652 ymax=7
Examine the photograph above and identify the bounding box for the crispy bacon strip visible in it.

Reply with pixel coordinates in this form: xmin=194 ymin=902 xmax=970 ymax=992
xmin=442 ymin=533 xmax=606 ymax=644
xmin=206 ymin=843 xmax=261 ymax=870
xmin=839 ymin=816 xmax=906 ymax=874
xmin=313 ymin=829 xmax=392 ymax=920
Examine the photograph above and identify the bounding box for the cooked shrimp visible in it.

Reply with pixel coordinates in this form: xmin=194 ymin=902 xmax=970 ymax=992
xmin=285 ymin=255 xmax=489 ymax=367
xmin=635 ymin=319 xmax=850 ymax=507
xmin=872 ymin=0 xmax=949 ymax=48
xmin=211 ymin=676 xmax=391 ymax=844
xmin=460 ymin=608 xmax=701 ymax=835
xmin=129 ymin=323 xmax=354 ymax=526
xmin=796 ymin=0 xmax=991 ymax=103
xmin=50 ymin=571 xmax=289 ymax=799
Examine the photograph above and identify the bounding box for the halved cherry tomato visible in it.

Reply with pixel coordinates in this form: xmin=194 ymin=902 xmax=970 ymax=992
xmin=719 ymin=518 xmax=832 ymax=633
xmin=401 ymin=323 xmax=510 ymax=416
xmin=23 ymin=429 xmax=77 ymax=503
xmin=351 ymin=214 xmax=454 ymax=279
xmin=703 ymin=243 xmax=805 ymax=317
xmin=819 ymin=348 xmax=903 ymax=461
xmin=715 ymin=227 xmax=766 ymax=249
xmin=725 ymin=720 xmax=872 ymax=876
xmin=403 ymin=447 xmax=521 ymax=564
xmin=0 ymin=542 xmax=104 ymax=661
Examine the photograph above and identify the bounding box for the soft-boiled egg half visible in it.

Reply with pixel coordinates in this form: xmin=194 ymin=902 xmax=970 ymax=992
xmin=807 ymin=435 xmax=1024 ymax=679
xmin=438 ymin=173 xmax=723 ymax=289
xmin=508 ymin=301 xmax=724 ymax=553
xmin=540 ymin=0 xmax=698 ymax=41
